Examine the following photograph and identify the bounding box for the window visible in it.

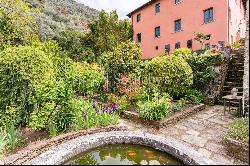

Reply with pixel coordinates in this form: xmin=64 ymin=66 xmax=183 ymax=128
xmin=205 ymin=43 xmax=210 ymax=50
xmin=156 ymin=46 xmax=159 ymax=50
xmin=204 ymin=8 xmax=213 ymax=23
xmin=155 ymin=26 xmax=160 ymax=37
xmin=175 ymin=0 xmax=182 ymax=4
xmin=187 ymin=39 xmax=192 ymax=49
xmin=175 ymin=42 xmax=181 ymax=49
xmin=175 ymin=19 xmax=182 ymax=32
xmin=137 ymin=14 xmax=141 ymax=22
xmin=136 ymin=33 xmax=141 ymax=43
xmin=155 ymin=3 xmax=160 ymax=13
xmin=165 ymin=44 xmax=170 ymax=53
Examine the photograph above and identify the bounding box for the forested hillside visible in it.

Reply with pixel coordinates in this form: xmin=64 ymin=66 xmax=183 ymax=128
xmin=24 ymin=0 xmax=99 ymax=39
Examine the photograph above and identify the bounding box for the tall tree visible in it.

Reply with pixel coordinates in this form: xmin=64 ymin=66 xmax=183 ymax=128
xmin=85 ymin=10 xmax=133 ymax=60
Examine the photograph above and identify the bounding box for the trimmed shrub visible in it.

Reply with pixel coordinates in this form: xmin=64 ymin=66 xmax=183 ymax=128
xmin=0 ymin=46 xmax=54 ymax=126
xmin=142 ymin=56 xmax=193 ymax=98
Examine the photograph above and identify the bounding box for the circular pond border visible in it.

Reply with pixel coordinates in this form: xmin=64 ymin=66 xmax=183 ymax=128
xmin=25 ymin=131 xmax=215 ymax=165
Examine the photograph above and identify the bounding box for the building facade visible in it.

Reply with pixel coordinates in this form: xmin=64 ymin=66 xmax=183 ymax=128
xmin=128 ymin=0 xmax=247 ymax=59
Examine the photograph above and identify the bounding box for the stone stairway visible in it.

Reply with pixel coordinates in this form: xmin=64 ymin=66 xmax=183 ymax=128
xmin=219 ymin=47 xmax=245 ymax=106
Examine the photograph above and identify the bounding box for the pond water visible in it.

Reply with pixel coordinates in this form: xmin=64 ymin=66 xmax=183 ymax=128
xmin=64 ymin=144 xmax=182 ymax=165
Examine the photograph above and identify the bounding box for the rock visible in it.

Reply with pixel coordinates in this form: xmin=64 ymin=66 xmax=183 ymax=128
xmin=148 ymin=160 xmax=160 ymax=165
xmin=140 ymin=160 xmax=148 ymax=165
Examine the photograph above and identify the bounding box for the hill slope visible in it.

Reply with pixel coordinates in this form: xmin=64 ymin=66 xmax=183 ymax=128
xmin=25 ymin=0 xmax=99 ymax=39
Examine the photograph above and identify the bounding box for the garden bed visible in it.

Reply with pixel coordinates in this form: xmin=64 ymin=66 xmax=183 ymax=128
xmin=1 ymin=123 xmax=128 ymax=165
xmin=122 ymin=104 xmax=206 ymax=129
xmin=224 ymin=138 xmax=249 ymax=163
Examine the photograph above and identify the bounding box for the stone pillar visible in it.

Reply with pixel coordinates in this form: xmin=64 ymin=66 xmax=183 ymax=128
xmin=243 ymin=0 xmax=249 ymax=116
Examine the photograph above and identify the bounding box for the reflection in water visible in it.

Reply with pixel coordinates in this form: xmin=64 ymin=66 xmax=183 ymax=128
xmin=64 ymin=144 xmax=182 ymax=165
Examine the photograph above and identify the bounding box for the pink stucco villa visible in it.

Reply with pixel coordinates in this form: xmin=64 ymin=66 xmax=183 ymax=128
xmin=128 ymin=0 xmax=247 ymax=59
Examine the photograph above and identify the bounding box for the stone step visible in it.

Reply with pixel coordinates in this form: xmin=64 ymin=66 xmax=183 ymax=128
xmin=222 ymin=86 xmax=243 ymax=92
xmin=230 ymin=65 xmax=244 ymax=68
xmin=224 ymin=82 xmax=243 ymax=87
xmin=221 ymin=91 xmax=243 ymax=96
xmin=228 ymin=69 xmax=244 ymax=73
xmin=226 ymin=78 xmax=243 ymax=82
xmin=226 ymin=76 xmax=244 ymax=80
xmin=229 ymin=62 xmax=244 ymax=66
xmin=226 ymin=73 xmax=244 ymax=78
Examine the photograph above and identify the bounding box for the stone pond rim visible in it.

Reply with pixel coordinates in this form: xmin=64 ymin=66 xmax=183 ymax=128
xmin=25 ymin=131 xmax=216 ymax=165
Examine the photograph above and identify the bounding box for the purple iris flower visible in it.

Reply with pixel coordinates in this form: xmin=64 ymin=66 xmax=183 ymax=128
xmin=82 ymin=112 xmax=87 ymax=119
xmin=102 ymin=107 xmax=108 ymax=113
xmin=95 ymin=108 xmax=100 ymax=114
xmin=92 ymin=101 xmax=97 ymax=109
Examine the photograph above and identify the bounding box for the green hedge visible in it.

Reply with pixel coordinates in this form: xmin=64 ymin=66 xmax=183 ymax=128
xmin=142 ymin=56 xmax=193 ymax=98
xmin=0 ymin=46 xmax=54 ymax=126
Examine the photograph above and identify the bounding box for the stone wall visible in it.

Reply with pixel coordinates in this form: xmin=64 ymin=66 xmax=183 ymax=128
xmin=243 ymin=0 xmax=249 ymax=115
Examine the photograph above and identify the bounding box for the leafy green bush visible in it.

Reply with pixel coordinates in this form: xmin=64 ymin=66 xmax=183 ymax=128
xmin=72 ymin=62 xmax=105 ymax=96
xmin=101 ymin=41 xmax=142 ymax=92
xmin=186 ymin=52 xmax=225 ymax=91
xmin=172 ymin=48 xmax=192 ymax=59
xmin=0 ymin=0 xmax=38 ymax=49
xmin=227 ymin=118 xmax=249 ymax=143
xmin=0 ymin=46 xmax=54 ymax=126
xmin=137 ymin=94 xmax=171 ymax=121
xmin=142 ymin=56 xmax=193 ymax=99
xmin=172 ymin=99 xmax=186 ymax=112
xmin=182 ymin=89 xmax=205 ymax=104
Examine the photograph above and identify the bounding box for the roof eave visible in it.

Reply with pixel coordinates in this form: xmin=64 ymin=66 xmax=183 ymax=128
xmin=126 ymin=0 xmax=157 ymax=18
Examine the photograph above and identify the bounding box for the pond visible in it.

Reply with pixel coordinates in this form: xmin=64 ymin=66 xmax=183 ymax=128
xmin=64 ymin=144 xmax=182 ymax=165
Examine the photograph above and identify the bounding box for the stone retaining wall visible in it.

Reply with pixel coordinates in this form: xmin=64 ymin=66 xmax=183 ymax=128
xmin=122 ymin=104 xmax=205 ymax=128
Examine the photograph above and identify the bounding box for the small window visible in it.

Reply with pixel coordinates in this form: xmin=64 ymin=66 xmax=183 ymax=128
xmin=155 ymin=26 xmax=161 ymax=37
xmin=165 ymin=44 xmax=170 ymax=53
xmin=204 ymin=8 xmax=213 ymax=24
xmin=137 ymin=14 xmax=141 ymax=22
xmin=175 ymin=0 xmax=182 ymax=4
xmin=175 ymin=19 xmax=182 ymax=32
xmin=187 ymin=39 xmax=192 ymax=49
xmin=156 ymin=46 xmax=159 ymax=50
xmin=155 ymin=3 xmax=160 ymax=13
xmin=205 ymin=43 xmax=210 ymax=50
xmin=136 ymin=33 xmax=141 ymax=43
xmin=175 ymin=42 xmax=181 ymax=49
xmin=218 ymin=41 xmax=225 ymax=48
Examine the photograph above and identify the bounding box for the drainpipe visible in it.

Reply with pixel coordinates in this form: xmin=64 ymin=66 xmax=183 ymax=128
xmin=227 ymin=0 xmax=230 ymax=44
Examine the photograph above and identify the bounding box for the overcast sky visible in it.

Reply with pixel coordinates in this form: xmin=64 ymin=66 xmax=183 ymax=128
xmin=76 ymin=0 xmax=150 ymax=19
